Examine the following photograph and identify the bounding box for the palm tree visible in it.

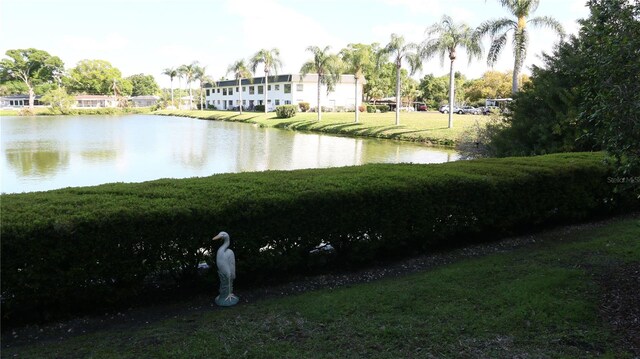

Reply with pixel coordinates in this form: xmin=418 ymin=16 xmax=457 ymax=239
xmin=339 ymin=44 xmax=373 ymax=123
xmin=162 ymin=67 xmax=178 ymax=108
xmin=379 ymin=34 xmax=423 ymax=126
xmin=249 ymin=48 xmax=282 ymax=113
xmin=178 ymin=61 xmax=200 ymax=109
xmin=476 ymin=0 xmax=564 ymax=94
xmin=227 ymin=59 xmax=252 ymax=114
xmin=423 ymin=15 xmax=483 ymax=128
xmin=193 ymin=64 xmax=207 ymax=110
xmin=300 ymin=46 xmax=343 ymax=122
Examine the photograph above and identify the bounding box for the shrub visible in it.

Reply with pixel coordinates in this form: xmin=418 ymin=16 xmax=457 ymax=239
xmin=276 ymin=105 xmax=297 ymax=118
xmin=1 ymin=152 xmax=634 ymax=326
xmin=377 ymin=104 xmax=390 ymax=113
xmin=366 ymin=105 xmax=377 ymax=113
xmin=254 ymin=105 xmax=265 ymax=112
xmin=298 ymin=102 xmax=310 ymax=112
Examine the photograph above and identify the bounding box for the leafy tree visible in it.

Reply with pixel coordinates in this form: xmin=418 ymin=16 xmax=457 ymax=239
xmin=162 ymin=67 xmax=179 ymax=107
xmin=579 ymin=0 xmax=640 ymax=195
xmin=40 ymin=87 xmax=75 ymax=114
xmin=0 ymin=48 xmax=64 ymax=109
xmin=476 ymin=0 xmax=564 ymax=94
xmin=487 ymin=36 xmax=596 ymax=157
xmin=0 ymin=80 xmax=29 ymax=96
xmin=339 ymin=43 xmax=374 ymax=122
xmin=300 ymin=46 xmax=343 ymax=121
xmin=417 ymin=74 xmax=448 ymax=108
xmin=178 ymin=61 xmax=200 ymax=110
xmin=126 ymin=73 xmax=159 ymax=96
xmin=464 ymin=71 xmax=511 ymax=103
xmin=249 ymin=48 xmax=282 ymax=113
xmin=379 ymin=34 xmax=422 ymax=125
xmin=65 ymin=59 xmax=126 ymax=95
xmin=423 ymin=15 xmax=483 ymax=128
xmin=227 ymin=59 xmax=252 ymax=114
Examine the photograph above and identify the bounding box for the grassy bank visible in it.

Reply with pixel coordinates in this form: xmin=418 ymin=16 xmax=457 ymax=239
xmin=155 ymin=109 xmax=485 ymax=146
xmin=4 ymin=215 xmax=638 ymax=358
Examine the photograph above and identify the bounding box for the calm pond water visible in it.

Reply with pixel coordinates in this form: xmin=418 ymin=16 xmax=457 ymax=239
xmin=1 ymin=114 xmax=460 ymax=194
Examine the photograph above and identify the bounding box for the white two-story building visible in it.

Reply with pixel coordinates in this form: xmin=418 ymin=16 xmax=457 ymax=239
xmin=204 ymin=74 xmax=364 ymax=112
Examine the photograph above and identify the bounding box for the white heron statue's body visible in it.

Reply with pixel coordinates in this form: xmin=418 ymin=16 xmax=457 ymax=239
xmin=212 ymin=231 xmax=239 ymax=306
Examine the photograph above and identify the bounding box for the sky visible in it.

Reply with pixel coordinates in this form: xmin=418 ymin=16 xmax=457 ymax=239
xmin=1 ymin=0 xmax=589 ymax=89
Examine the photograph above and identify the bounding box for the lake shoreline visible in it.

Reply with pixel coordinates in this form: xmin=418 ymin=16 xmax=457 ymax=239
xmin=153 ymin=109 xmax=478 ymax=147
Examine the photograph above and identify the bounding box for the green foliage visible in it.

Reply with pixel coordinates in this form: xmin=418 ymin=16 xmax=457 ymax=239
xmin=254 ymin=104 xmax=265 ymax=112
xmin=40 ymin=87 xmax=76 ymax=114
xmin=579 ymin=0 xmax=640 ymax=195
xmin=275 ymin=104 xmax=297 ymax=118
xmin=0 ymin=48 xmax=65 ymax=107
xmin=126 ymin=73 xmax=160 ymax=96
xmin=366 ymin=104 xmax=390 ymax=113
xmin=488 ymin=37 xmax=597 ymax=157
xmin=298 ymin=102 xmax=310 ymax=112
xmin=1 ymin=152 xmax=635 ymax=326
xmin=64 ymin=59 xmax=129 ymax=96
xmin=0 ymin=80 xmax=29 ymax=95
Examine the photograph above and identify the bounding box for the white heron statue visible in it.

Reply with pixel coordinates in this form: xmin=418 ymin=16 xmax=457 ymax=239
xmin=212 ymin=231 xmax=239 ymax=306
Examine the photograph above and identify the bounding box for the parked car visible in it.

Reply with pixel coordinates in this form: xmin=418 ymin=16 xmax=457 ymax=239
xmin=400 ymin=106 xmax=415 ymax=112
xmin=460 ymin=106 xmax=480 ymax=115
xmin=416 ymin=103 xmax=428 ymax=111
xmin=439 ymin=105 xmax=461 ymax=114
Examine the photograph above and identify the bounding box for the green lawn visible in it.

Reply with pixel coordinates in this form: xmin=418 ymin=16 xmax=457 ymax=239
xmin=155 ymin=109 xmax=486 ymax=146
xmin=4 ymin=215 xmax=638 ymax=358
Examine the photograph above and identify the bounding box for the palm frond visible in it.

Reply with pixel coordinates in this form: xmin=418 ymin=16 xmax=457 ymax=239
xmin=487 ymin=32 xmax=509 ymax=66
xmin=529 ymin=16 xmax=566 ymax=39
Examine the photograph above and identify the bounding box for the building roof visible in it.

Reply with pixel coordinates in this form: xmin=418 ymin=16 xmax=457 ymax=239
xmin=204 ymin=74 xmax=365 ymax=88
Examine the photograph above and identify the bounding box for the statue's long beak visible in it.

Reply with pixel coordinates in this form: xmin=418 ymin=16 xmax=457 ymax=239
xmin=212 ymin=234 xmax=222 ymax=241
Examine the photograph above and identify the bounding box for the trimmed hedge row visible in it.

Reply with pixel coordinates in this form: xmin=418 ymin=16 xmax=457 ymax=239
xmin=1 ymin=153 xmax=635 ymax=325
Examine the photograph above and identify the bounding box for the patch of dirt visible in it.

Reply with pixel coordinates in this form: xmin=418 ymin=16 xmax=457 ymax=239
xmin=2 ymin=214 xmax=638 ymax=352
xmin=597 ymin=262 xmax=640 ymax=356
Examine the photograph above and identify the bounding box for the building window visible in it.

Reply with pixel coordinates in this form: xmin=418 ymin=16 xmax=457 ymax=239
xmin=249 ymin=86 xmax=255 ymax=95
xmin=217 ymin=100 xmax=221 ymax=104
xmin=206 ymin=89 xmax=210 ymax=96
xmin=275 ymin=84 xmax=280 ymax=91
xmin=285 ymin=100 xmax=291 ymax=105
xmin=236 ymin=87 xmax=239 ymax=92
xmin=267 ymin=99 xmax=271 ymax=104
xmin=284 ymin=84 xmax=291 ymax=93
xmin=223 ymin=88 xmax=227 ymax=96
xmin=296 ymin=84 xmax=304 ymax=91
xmin=258 ymin=85 xmax=264 ymax=94
xmin=267 ymin=85 xmax=271 ymax=91
xmin=242 ymin=100 xmax=246 ymax=105
xmin=229 ymin=88 xmax=233 ymax=95
xmin=243 ymin=86 xmax=246 ymax=92
xmin=217 ymin=88 xmax=220 ymax=93
xmin=275 ymin=99 xmax=280 ymax=105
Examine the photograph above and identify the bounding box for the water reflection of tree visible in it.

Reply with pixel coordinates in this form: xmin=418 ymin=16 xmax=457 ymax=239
xmin=80 ymin=150 xmax=117 ymax=162
xmin=5 ymin=144 xmax=70 ymax=177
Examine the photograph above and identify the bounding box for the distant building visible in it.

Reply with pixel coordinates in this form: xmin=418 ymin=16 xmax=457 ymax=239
xmin=130 ymin=95 xmax=160 ymax=107
xmin=73 ymin=95 xmax=119 ymax=108
xmin=204 ymin=74 xmax=365 ymax=112
xmin=0 ymin=95 xmax=43 ymax=109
